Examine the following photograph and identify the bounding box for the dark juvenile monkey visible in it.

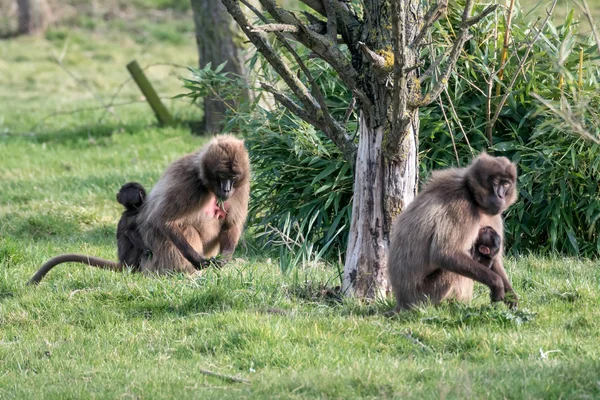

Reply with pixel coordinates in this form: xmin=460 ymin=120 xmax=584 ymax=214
xmin=470 ymin=226 xmax=501 ymax=269
xmin=28 ymin=182 xmax=148 ymax=284
xmin=115 ymin=182 xmax=148 ymax=269
xmin=29 ymin=135 xmax=250 ymax=284
xmin=136 ymin=134 xmax=250 ymax=274
xmin=388 ymin=153 xmax=518 ymax=310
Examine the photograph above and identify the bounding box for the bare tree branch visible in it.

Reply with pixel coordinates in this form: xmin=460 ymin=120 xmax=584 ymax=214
xmin=485 ymin=0 xmax=558 ymax=140
xmin=410 ymin=1 xmax=498 ymax=108
xmin=261 ymin=83 xmax=321 ymax=126
xmin=577 ymin=0 xmax=600 ymax=55
xmin=412 ymin=0 xmax=448 ymax=49
xmin=251 ymin=23 xmax=326 ymax=34
xmin=357 ymin=41 xmax=387 ymax=73
xmin=420 ymin=51 xmax=447 ymax=78
xmin=466 ymin=4 xmax=498 ymax=26
xmin=256 ymin=0 xmax=362 ymax=95
xmin=323 ymin=0 xmax=337 ymax=40
xmin=298 ymin=0 xmax=325 ymax=15
xmin=251 ymin=23 xmax=298 ymax=33
xmin=239 ymin=0 xmax=357 ymax=162
xmin=343 ymin=96 xmax=356 ymax=125
xmin=388 ymin=0 xmax=411 ymax=152
xmin=221 ymin=0 xmax=320 ymax=114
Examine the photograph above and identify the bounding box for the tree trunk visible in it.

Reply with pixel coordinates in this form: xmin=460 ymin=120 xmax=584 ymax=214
xmin=343 ymin=112 xmax=418 ymax=298
xmin=190 ymin=0 xmax=249 ymax=134
xmin=17 ymin=0 xmax=50 ymax=35
xmin=343 ymin=0 xmax=421 ymax=298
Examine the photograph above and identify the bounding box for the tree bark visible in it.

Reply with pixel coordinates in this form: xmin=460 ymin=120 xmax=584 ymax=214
xmin=343 ymin=113 xmax=418 ymax=298
xmin=342 ymin=0 xmax=421 ymax=298
xmin=191 ymin=0 xmax=250 ymax=134
xmin=17 ymin=0 xmax=50 ymax=35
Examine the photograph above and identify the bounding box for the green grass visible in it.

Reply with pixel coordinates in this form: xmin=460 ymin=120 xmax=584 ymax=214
xmin=1 ymin=5 xmax=600 ymax=399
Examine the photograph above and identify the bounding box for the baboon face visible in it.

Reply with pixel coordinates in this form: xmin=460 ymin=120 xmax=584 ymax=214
xmin=468 ymin=154 xmax=517 ymax=215
xmin=476 ymin=226 xmax=501 ymax=258
xmin=202 ymin=138 xmax=250 ymax=200
xmin=117 ymin=182 xmax=146 ymax=209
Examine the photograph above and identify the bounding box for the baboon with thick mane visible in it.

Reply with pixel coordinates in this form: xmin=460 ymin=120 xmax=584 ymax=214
xmin=136 ymin=134 xmax=250 ymax=274
xmin=388 ymin=153 xmax=517 ymax=310
xmin=28 ymin=135 xmax=250 ymax=284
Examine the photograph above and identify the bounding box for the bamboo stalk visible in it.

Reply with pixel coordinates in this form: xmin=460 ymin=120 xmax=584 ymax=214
xmin=126 ymin=60 xmax=174 ymax=126
xmin=495 ymin=0 xmax=515 ymax=97
xmin=579 ymin=47 xmax=584 ymax=91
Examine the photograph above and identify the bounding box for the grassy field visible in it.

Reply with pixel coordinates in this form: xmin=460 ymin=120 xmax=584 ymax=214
xmin=1 ymin=2 xmax=600 ymax=399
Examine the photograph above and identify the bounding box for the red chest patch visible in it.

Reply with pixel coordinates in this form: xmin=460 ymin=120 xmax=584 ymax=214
xmin=204 ymin=194 xmax=229 ymax=220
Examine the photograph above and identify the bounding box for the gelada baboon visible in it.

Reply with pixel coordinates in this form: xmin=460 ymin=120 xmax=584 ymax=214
xmin=28 ymin=135 xmax=250 ymax=284
xmin=135 ymin=134 xmax=250 ymax=274
xmin=388 ymin=153 xmax=518 ymax=310
xmin=28 ymin=183 xmax=146 ymax=284
xmin=116 ymin=182 xmax=148 ymax=269
xmin=470 ymin=226 xmax=501 ymax=269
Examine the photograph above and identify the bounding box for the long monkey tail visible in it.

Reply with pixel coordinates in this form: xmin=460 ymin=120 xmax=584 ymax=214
xmin=28 ymin=254 xmax=123 ymax=285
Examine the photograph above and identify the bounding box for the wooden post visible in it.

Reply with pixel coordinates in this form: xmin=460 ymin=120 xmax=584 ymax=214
xmin=126 ymin=60 xmax=174 ymax=126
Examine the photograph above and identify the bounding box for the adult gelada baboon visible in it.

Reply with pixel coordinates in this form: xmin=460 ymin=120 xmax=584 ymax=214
xmin=29 ymin=135 xmax=250 ymax=283
xmin=136 ymin=134 xmax=250 ymax=274
xmin=470 ymin=226 xmax=501 ymax=269
xmin=388 ymin=153 xmax=517 ymax=310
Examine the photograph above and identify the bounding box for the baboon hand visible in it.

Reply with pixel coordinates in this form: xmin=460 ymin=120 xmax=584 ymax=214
xmin=503 ymin=289 xmax=518 ymax=309
xmin=189 ymin=253 xmax=210 ymax=270
xmin=208 ymin=257 xmax=227 ymax=269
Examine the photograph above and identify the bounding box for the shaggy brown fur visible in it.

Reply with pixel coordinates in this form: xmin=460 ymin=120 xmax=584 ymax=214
xmin=388 ymin=153 xmax=518 ymax=310
xmin=470 ymin=226 xmax=501 ymax=269
xmin=136 ymin=134 xmax=250 ymax=274
xmin=28 ymin=135 xmax=250 ymax=284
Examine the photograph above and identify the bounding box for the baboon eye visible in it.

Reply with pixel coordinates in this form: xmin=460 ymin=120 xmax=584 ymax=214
xmin=502 ymin=182 xmax=510 ymax=188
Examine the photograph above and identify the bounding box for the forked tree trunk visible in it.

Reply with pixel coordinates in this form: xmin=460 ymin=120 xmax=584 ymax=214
xmin=191 ymin=0 xmax=250 ymax=133
xmin=343 ymin=112 xmax=418 ymax=298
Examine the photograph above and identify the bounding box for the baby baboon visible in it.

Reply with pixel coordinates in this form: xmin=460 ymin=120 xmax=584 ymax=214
xmin=28 ymin=182 xmax=148 ymax=284
xmin=136 ymin=134 xmax=250 ymax=274
xmin=388 ymin=153 xmax=518 ymax=310
xmin=116 ymin=182 xmax=148 ymax=269
xmin=28 ymin=135 xmax=250 ymax=284
xmin=470 ymin=226 xmax=501 ymax=269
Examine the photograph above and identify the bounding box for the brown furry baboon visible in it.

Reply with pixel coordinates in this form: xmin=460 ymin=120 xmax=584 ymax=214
xmin=135 ymin=134 xmax=250 ymax=274
xmin=116 ymin=182 xmax=148 ymax=269
xmin=28 ymin=135 xmax=250 ymax=284
xmin=470 ymin=226 xmax=501 ymax=269
xmin=388 ymin=153 xmax=518 ymax=310
xmin=28 ymin=182 xmax=149 ymax=285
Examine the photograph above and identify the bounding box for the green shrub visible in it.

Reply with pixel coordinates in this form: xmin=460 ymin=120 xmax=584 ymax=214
xmin=180 ymin=5 xmax=600 ymax=260
xmin=421 ymin=7 xmax=600 ymax=256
